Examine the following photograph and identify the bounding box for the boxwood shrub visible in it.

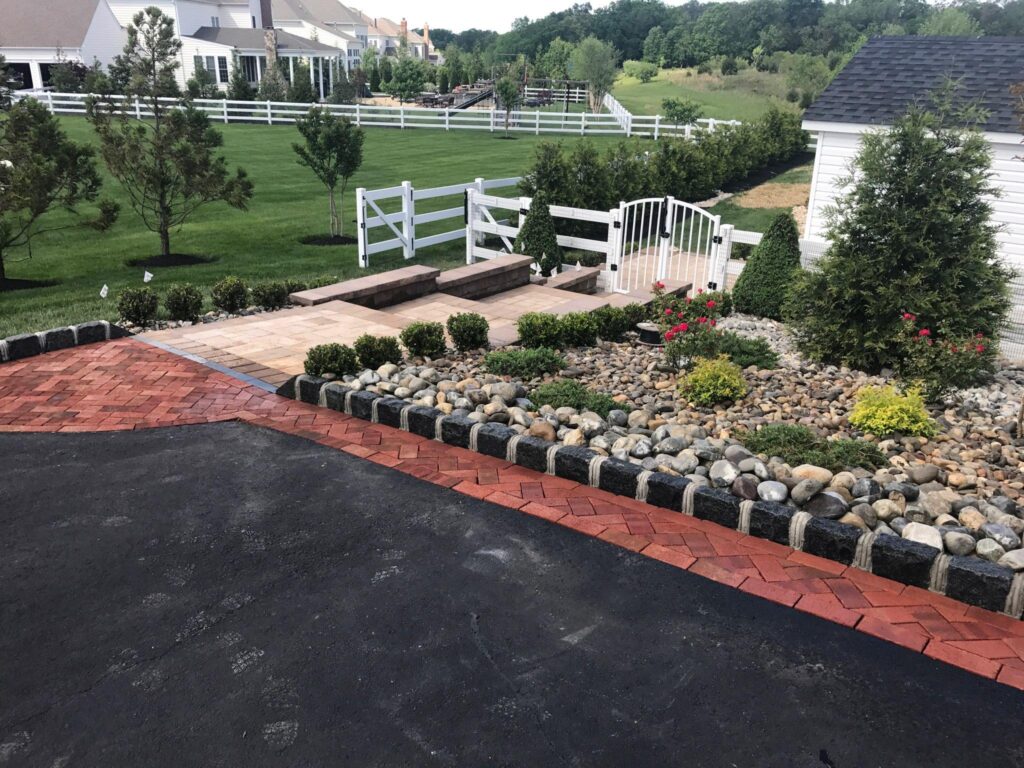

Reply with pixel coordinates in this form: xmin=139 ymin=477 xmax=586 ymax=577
xmin=401 ymin=321 xmax=447 ymax=358
xmin=118 ymin=287 xmax=159 ymax=327
xmin=517 ymin=312 xmax=562 ymax=348
xmin=304 ymin=343 xmax=359 ymax=377
xmin=446 ymin=312 xmax=490 ymax=352
xmin=560 ymin=312 xmax=599 ymax=347
xmin=211 ymin=276 xmax=249 ymax=313
xmin=354 ymin=334 xmax=403 ymax=370
xmin=483 ymin=348 xmax=565 ymax=379
xmin=164 ymin=284 xmax=203 ymax=322
xmin=251 ymin=281 xmax=290 ymax=310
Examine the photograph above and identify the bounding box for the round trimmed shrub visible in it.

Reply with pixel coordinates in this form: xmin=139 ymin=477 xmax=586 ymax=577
xmin=559 ymin=312 xmax=599 ymax=347
xmin=446 ymin=312 xmax=490 ymax=352
xmin=117 ymin=287 xmax=159 ymax=327
xmin=400 ymin=321 xmax=447 ymax=358
xmin=732 ymin=213 xmax=801 ymax=320
xmin=591 ymin=306 xmax=631 ymax=342
xmin=251 ymin=281 xmax=289 ymax=310
xmin=304 ymin=343 xmax=359 ymax=377
xmin=849 ymin=385 xmax=936 ymax=437
xmin=211 ymin=276 xmax=249 ymax=313
xmin=678 ymin=355 xmax=747 ymax=406
xmin=622 ymin=302 xmax=647 ymax=328
xmin=517 ymin=312 xmax=562 ymax=348
xmin=354 ymin=334 xmax=403 ymax=369
xmin=164 ymin=284 xmax=203 ymax=322
xmin=284 ymin=279 xmax=308 ymax=295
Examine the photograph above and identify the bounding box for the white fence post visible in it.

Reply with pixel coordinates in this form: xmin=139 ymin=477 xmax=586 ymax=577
xmin=356 ymin=102 xmax=361 ymax=126
xmin=401 ymin=180 xmax=415 ymax=260
xmin=465 ymin=187 xmax=476 ymax=264
xmin=535 ymin=110 xmax=540 ymax=136
xmin=444 ymin=108 xmax=450 ymax=131
xmin=46 ymin=91 xmax=54 ymax=113
xmin=717 ymin=223 xmax=734 ymax=290
xmin=654 ymin=115 xmax=660 ymax=141
xmin=400 ymin=105 xmax=405 ymax=130
xmin=490 ymin=108 xmax=495 ymax=132
xmin=223 ymin=98 xmax=229 ymax=124
xmin=473 ymin=178 xmax=486 ymax=247
xmin=135 ymin=96 xmax=141 ymax=120
xmin=266 ymin=100 xmax=272 ymax=125
xmin=356 ymin=187 xmax=367 ymax=267
xmin=580 ymin=112 xmax=586 ymax=136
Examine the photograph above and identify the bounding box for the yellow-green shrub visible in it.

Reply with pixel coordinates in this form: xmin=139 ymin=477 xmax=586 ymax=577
xmin=678 ymin=355 xmax=747 ymax=406
xmin=849 ymin=385 xmax=936 ymax=437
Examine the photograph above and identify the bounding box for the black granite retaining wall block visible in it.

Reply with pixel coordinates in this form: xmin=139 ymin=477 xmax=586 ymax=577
xmin=802 ymin=518 xmax=861 ymax=566
xmin=693 ymin=487 xmax=741 ymax=530
xmin=76 ymin=321 xmax=110 ymax=345
xmin=1 ymin=321 xmax=130 ymax=365
xmin=43 ymin=327 xmax=76 ymax=353
xmin=514 ymin=435 xmax=553 ymax=474
xmin=946 ymin=557 xmax=1014 ymax=614
xmin=298 ymin=375 xmax=327 ymax=405
xmin=441 ymin=416 xmax=475 ymax=449
xmin=347 ymin=390 xmax=380 ymax=422
xmin=476 ymin=422 xmax=515 ymax=460
xmin=5 ymin=333 xmax=42 ymax=361
xmin=554 ymin=446 xmax=597 ymax=486
xmin=275 ymin=376 xmax=297 ymax=399
xmin=406 ymin=405 xmax=442 ymax=439
xmin=375 ymin=398 xmax=408 ymax=428
xmin=598 ymin=459 xmax=644 ymax=498
xmin=322 ymin=382 xmax=349 ymax=412
xmin=645 ymin=474 xmax=690 ymax=512
xmin=870 ymin=535 xmax=939 ymax=590
xmin=749 ymin=501 xmax=795 ymax=545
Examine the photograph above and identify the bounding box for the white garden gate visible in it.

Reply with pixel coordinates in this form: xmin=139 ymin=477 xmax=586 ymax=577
xmin=610 ymin=197 xmax=724 ymax=294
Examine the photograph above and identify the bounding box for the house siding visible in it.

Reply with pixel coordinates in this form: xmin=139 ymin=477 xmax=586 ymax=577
xmin=805 ymin=125 xmax=1024 ymax=359
xmin=81 ymin=0 xmax=128 ymax=66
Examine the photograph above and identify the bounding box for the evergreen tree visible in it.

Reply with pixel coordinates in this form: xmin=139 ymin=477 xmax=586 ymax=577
xmin=257 ymin=62 xmax=288 ymax=101
xmin=785 ymin=88 xmax=1012 ymax=372
xmin=328 ymin=64 xmax=356 ymax=104
xmin=288 ymin=61 xmax=316 ymax=103
xmin=87 ymin=7 xmax=252 ymax=258
xmin=732 ymin=212 xmax=802 ymax=320
xmin=515 ymin=191 xmax=563 ymax=276
xmin=227 ymin=53 xmax=255 ymax=101
xmin=0 ymin=55 xmax=21 ymax=108
xmin=186 ymin=58 xmax=221 ymax=98
xmin=379 ymin=57 xmax=393 ymax=86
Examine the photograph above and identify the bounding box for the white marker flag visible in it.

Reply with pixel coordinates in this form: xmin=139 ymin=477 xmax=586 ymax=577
xmin=143 ymin=271 xmax=154 ymax=283
xmin=100 ymin=284 xmax=109 ymax=299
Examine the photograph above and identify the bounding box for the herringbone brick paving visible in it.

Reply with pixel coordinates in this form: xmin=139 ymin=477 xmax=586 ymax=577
xmin=2 ymin=339 xmax=1023 ymax=690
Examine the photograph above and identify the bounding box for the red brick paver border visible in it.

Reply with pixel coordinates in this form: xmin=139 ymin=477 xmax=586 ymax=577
xmin=3 ymin=339 xmax=1024 ymax=690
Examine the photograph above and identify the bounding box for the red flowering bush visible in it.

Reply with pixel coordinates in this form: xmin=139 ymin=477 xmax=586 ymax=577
xmin=894 ymin=314 xmax=997 ymax=399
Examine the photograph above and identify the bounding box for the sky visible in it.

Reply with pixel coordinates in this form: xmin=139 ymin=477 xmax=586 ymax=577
xmin=359 ymin=0 xmax=620 ymax=34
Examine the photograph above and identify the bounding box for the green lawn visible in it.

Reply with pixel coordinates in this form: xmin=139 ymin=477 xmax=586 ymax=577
xmin=707 ymin=160 xmax=814 ymax=233
xmin=612 ymin=67 xmax=796 ymax=122
xmin=1 ymin=119 xmax=624 ymax=337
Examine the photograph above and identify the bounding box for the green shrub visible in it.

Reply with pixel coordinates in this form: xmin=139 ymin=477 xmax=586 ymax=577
xmin=739 ymin=423 xmax=886 ymax=472
xmin=849 ymin=385 xmax=936 ymax=437
xmin=678 ymin=355 xmax=746 ymax=406
xmin=702 ymin=290 xmax=733 ymax=317
xmin=785 ymin=97 xmax=1011 ymax=373
xmin=117 ymin=287 xmax=159 ymax=327
xmin=560 ymin=312 xmax=599 ymax=347
xmin=732 ymin=213 xmax=802 ymax=320
xmin=164 ymin=284 xmax=203 ymax=322
xmin=304 ymin=343 xmax=359 ymax=377
xmin=284 ymin=279 xmax=308 ymax=294
xmin=592 ymin=306 xmax=632 ymax=342
xmin=484 ymin=348 xmax=565 ymax=379
xmin=400 ymin=321 xmax=447 ymax=358
xmin=513 ymin=190 xmax=562 ymax=276
xmin=308 ymin=274 xmax=339 ymax=289
xmin=517 ymin=312 xmax=563 ymax=348
xmin=354 ymin=334 xmax=403 ymax=369
xmin=720 ymin=56 xmax=738 ymax=75
xmin=251 ymin=281 xmax=289 ymax=310
xmin=623 ymin=59 xmax=658 ymax=83
xmin=446 ymin=312 xmax=490 ymax=352
xmin=893 ymin=316 xmax=997 ymax=400
xmin=718 ymin=332 xmax=779 ymax=369
xmin=211 ymin=276 xmax=249 ymax=313
xmin=622 ymin=303 xmax=647 ymax=328
xmin=664 ymin=324 xmax=722 ymax=369
xmin=530 ymin=379 xmax=620 ymax=418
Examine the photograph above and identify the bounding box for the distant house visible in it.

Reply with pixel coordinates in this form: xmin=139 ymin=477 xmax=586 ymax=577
xmin=359 ymin=13 xmax=427 ymax=60
xmin=271 ymin=0 xmax=366 ymax=71
xmin=803 ymin=36 xmax=1024 ymax=355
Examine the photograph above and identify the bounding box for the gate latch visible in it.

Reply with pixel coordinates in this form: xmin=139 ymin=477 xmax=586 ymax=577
xmin=712 ymin=235 xmax=723 ymax=245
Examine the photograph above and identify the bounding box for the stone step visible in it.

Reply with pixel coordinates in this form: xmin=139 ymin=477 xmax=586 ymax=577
xmin=436 ymin=254 xmax=534 ymax=299
xmin=289 ymin=265 xmax=440 ymax=308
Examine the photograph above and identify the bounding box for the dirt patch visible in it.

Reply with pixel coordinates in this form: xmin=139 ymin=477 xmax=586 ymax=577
xmin=299 ymin=235 xmax=357 ymax=247
xmin=125 ymin=254 xmax=217 ymax=267
xmin=791 ymin=205 xmax=808 ymax=233
xmin=735 ymin=182 xmax=810 ymax=210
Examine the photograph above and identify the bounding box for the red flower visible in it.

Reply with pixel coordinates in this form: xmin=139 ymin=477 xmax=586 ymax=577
xmin=664 ymin=330 xmax=676 ymax=341
xmin=664 ymin=308 xmax=673 ymax=316
xmin=710 ymin=319 xmax=717 ymax=327
xmin=698 ymin=316 xmax=708 ymax=324
xmin=706 ymin=300 xmax=716 ymax=309
xmin=976 ymin=333 xmax=984 ymax=339
xmin=697 ymin=288 xmax=704 ymax=295
xmin=976 ymin=344 xmax=985 ymax=353
xmin=677 ymin=323 xmax=689 ymax=333
xmin=902 ymin=312 xmax=916 ymax=321
xmin=951 ymin=345 xmax=958 ymax=353
xmin=918 ymin=328 xmax=931 ymax=337
xmin=677 ymin=311 xmax=685 ymax=318
xmin=655 ymin=281 xmax=665 ymax=290
xmin=685 ymin=297 xmax=693 ymax=304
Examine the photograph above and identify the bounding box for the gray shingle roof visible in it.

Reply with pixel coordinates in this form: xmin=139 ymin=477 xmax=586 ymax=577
xmin=803 ymin=36 xmax=1024 ymax=134
xmin=0 ymin=0 xmax=101 ymax=48
xmin=187 ymin=26 xmax=343 ymax=54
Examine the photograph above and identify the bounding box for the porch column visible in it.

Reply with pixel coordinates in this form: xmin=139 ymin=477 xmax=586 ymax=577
xmin=310 ymin=57 xmax=316 ymax=99
xmin=318 ymin=57 xmax=325 ymax=100
xmin=29 ymin=61 xmax=44 ymax=90
xmin=289 ymin=56 xmax=295 ymax=84
xmin=255 ymin=54 xmax=263 ymax=82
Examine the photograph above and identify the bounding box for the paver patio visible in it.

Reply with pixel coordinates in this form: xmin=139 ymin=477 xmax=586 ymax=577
xmin=3 ymin=338 xmax=1024 ymax=690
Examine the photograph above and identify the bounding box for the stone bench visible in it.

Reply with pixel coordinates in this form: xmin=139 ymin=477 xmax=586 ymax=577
xmin=545 ymin=266 xmax=601 ymax=295
xmin=289 ymin=265 xmax=441 ymax=309
xmin=435 ymin=254 xmax=534 ymax=300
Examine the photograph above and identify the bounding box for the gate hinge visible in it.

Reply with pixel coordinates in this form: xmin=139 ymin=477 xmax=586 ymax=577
xmin=613 ymin=220 xmax=622 ymax=229
xmin=712 ymin=235 xmax=723 ymax=245
xmin=610 ymin=263 xmax=618 ymax=271
xmin=708 ymin=281 xmax=718 ymax=290
xmin=519 ymin=208 xmax=529 ymax=216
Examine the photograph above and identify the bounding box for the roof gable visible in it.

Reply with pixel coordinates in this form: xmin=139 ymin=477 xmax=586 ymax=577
xmin=804 ymin=36 xmax=1024 ymax=135
xmin=0 ymin=0 xmax=103 ymax=48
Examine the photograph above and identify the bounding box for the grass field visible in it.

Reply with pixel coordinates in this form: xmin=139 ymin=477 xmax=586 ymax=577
xmin=613 ymin=67 xmax=796 ymax=122
xmin=0 ymin=119 xmax=624 ymax=337
xmin=708 ymin=160 xmax=814 ymax=234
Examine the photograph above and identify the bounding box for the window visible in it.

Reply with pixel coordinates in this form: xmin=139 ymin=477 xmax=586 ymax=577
xmin=251 ymin=15 xmax=256 ymax=28
xmin=210 ymin=16 xmax=220 ymax=27
xmin=217 ymin=56 xmax=228 ymax=83
xmin=204 ymin=56 xmax=216 ymax=74
xmin=241 ymin=55 xmax=258 ymax=83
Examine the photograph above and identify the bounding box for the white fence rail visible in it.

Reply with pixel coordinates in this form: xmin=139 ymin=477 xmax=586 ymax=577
xmin=524 ymin=86 xmax=588 ymax=104
xmin=356 ymin=177 xmax=520 ymax=266
xmin=14 ymin=91 xmax=815 ymax=145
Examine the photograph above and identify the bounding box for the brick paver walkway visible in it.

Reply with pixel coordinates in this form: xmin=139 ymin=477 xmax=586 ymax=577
xmin=3 ymin=339 xmax=1024 ymax=690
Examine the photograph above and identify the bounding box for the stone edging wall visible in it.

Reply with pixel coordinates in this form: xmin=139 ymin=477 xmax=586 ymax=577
xmin=0 ymin=322 xmax=130 ymax=364
xmin=278 ymin=373 xmax=1024 ymax=621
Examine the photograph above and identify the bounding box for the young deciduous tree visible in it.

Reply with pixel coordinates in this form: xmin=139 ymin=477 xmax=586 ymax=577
xmin=570 ymin=37 xmax=618 ymax=112
xmin=383 ymin=56 xmax=424 ymax=104
xmin=0 ymin=98 xmax=117 ymax=281
xmin=514 ymin=190 xmax=562 ymax=276
xmin=662 ymin=97 xmax=702 ymax=129
xmin=293 ymin=107 xmax=365 ymax=239
xmin=494 ymin=77 xmax=520 ymax=137
xmin=87 ymin=7 xmax=253 ymax=258
xmin=785 ymin=89 xmax=1012 ymax=372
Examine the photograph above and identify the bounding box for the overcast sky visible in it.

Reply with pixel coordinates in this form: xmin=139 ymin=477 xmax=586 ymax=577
xmin=361 ymin=1 xmax=622 ymax=34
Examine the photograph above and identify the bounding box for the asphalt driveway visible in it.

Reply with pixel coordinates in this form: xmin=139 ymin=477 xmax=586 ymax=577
xmin=1 ymin=422 xmax=1021 ymax=767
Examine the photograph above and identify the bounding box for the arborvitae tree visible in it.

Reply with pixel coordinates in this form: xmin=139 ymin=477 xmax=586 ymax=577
xmin=515 ymin=191 xmax=563 ymax=276
xmin=369 ymin=64 xmax=381 ymax=92
xmin=87 ymin=7 xmax=252 ymax=258
xmin=0 ymin=54 xmax=20 ymax=108
xmin=519 ymin=141 xmax=569 ymax=203
xmin=227 ymin=53 xmax=255 ymax=100
xmin=785 ymin=88 xmax=1012 ymax=372
xmin=437 ymin=67 xmax=450 ymax=94
xmin=186 ymin=58 xmax=221 ymax=98
xmin=732 ymin=212 xmax=802 ymax=320
xmin=288 ymin=62 xmax=316 ymax=103
xmin=328 ymin=64 xmax=356 ymax=104
xmin=379 ymin=57 xmax=393 ymax=86
xmin=293 ymin=107 xmax=364 ymax=237
xmin=257 ymin=62 xmax=288 ymax=101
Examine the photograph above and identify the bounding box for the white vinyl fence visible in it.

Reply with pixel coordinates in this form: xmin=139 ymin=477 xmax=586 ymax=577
xmin=356 ymin=177 xmax=520 ymax=267
xmin=14 ymin=90 xmax=809 ymax=143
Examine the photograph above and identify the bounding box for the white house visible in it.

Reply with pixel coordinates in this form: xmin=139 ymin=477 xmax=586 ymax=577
xmin=271 ymin=0 xmax=365 ymax=71
xmin=802 ymin=36 xmax=1024 ymax=357
xmin=358 ymin=13 xmax=427 ymax=60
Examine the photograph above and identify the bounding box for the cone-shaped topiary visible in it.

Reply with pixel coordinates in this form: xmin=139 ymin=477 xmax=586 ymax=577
xmin=732 ymin=212 xmax=801 ymax=320
xmin=514 ymin=191 xmax=563 ymax=277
